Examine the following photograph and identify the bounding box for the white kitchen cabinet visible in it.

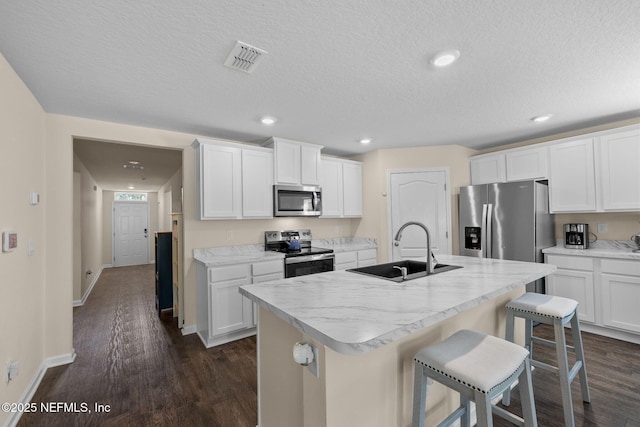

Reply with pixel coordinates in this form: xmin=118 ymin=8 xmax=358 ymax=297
xmin=196 ymin=258 xmax=284 ymax=348
xmin=320 ymin=157 xmax=363 ymax=218
xmin=334 ymin=251 xmax=358 ymax=270
xmin=600 ymin=259 xmax=640 ymax=334
xmin=545 ymin=255 xmax=595 ymax=323
xmin=265 ymin=137 xmax=322 ymax=186
xmin=548 ymin=138 xmax=597 ymax=212
xmin=505 ymin=146 xmax=548 ymax=182
xmin=334 ymin=248 xmax=377 ymax=270
xmin=597 ymin=127 xmax=640 ymax=211
xmin=242 ymin=148 xmax=273 ymax=218
xmin=357 ymin=248 xmax=377 ymax=267
xmin=194 ymin=140 xmax=242 ymax=219
xmin=194 ymin=138 xmax=274 ymax=220
xmin=470 ymin=153 xmax=506 ymax=185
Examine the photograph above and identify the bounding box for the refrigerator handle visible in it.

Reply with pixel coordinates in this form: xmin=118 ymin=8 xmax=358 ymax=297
xmin=481 ymin=204 xmax=488 ymax=258
xmin=486 ymin=203 xmax=493 ymax=258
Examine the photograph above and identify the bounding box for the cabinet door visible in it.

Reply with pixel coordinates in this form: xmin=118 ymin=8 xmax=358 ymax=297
xmin=334 ymin=251 xmax=358 ymax=270
xmin=470 ymin=154 xmax=506 ymax=185
xmin=601 ymin=273 xmax=640 ymax=333
xmin=209 ymin=278 xmax=253 ymax=336
xmin=548 ymin=138 xmax=596 ymax=212
xmin=546 ymin=269 xmax=595 ymax=323
xmin=505 ymin=146 xmax=548 ymax=181
xmin=342 ymin=162 xmax=363 ymax=217
xmin=242 ymin=149 xmax=273 ymax=218
xmin=300 ymin=145 xmax=321 ymax=185
xmin=597 ymin=127 xmax=640 ymax=211
xmin=320 ymin=159 xmax=343 ymax=217
xmin=200 ymin=144 xmax=242 ymax=219
xmin=274 ymin=140 xmax=301 ymax=185
xmin=357 ymin=248 xmax=377 ymax=267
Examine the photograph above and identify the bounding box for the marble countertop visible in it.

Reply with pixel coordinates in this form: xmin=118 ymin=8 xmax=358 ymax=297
xmin=239 ymin=255 xmax=555 ymax=355
xmin=193 ymin=245 xmax=284 ymax=267
xmin=542 ymin=240 xmax=640 ymax=260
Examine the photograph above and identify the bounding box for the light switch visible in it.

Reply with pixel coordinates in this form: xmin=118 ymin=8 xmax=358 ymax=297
xmin=28 ymin=240 xmax=35 ymax=256
xmin=30 ymin=192 xmax=40 ymax=205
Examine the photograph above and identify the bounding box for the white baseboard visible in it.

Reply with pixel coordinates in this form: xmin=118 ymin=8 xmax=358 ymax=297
xmin=2 ymin=351 xmax=76 ymax=427
xmin=181 ymin=324 xmax=197 ymax=336
xmin=72 ymin=264 xmax=109 ymax=307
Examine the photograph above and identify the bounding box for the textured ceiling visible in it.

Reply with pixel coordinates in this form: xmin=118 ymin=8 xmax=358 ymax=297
xmin=1 ymin=0 xmax=639 ymax=159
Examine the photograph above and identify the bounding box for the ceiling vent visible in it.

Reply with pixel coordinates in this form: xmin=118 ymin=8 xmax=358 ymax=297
xmin=224 ymin=41 xmax=268 ymax=74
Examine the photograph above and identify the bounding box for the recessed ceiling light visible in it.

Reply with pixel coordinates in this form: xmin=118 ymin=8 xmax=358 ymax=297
xmin=359 ymin=138 xmax=372 ymax=145
xmin=128 ymin=160 xmax=140 ymax=165
xmin=127 ymin=185 xmax=135 ymax=190
xmin=531 ymin=114 xmax=553 ymax=123
xmin=430 ymin=50 xmax=460 ymax=67
xmin=260 ymin=116 xmax=276 ymax=125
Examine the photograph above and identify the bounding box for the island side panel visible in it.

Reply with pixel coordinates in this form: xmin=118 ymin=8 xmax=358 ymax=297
xmin=322 ymin=287 xmax=525 ymax=427
xmin=258 ymin=307 xmax=305 ymax=427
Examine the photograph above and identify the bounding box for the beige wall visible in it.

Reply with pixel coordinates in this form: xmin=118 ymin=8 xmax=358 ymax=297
xmin=0 ymin=53 xmax=46 ymax=424
xmin=353 ymin=145 xmax=477 ymax=262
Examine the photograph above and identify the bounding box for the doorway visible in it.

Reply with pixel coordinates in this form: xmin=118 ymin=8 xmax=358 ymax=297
xmin=388 ymin=168 xmax=452 ymax=261
xmin=113 ymin=201 xmax=150 ymax=266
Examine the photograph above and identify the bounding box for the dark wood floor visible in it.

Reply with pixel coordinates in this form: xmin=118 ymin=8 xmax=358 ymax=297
xmin=19 ymin=264 xmax=640 ymax=426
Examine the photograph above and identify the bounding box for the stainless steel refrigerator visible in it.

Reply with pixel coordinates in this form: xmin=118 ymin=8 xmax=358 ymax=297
xmin=459 ymin=180 xmax=555 ymax=292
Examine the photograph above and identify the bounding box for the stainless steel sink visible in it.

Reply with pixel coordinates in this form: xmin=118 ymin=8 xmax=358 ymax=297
xmin=347 ymin=260 xmax=462 ymax=282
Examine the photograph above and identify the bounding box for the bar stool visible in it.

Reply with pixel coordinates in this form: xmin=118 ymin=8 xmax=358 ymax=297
xmin=412 ymin=329 xmax=537 ymax=427
xmin=502 ymin=293 xmax=591 ymax=427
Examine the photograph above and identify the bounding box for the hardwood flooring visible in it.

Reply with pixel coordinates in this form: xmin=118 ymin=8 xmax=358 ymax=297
xmin=18 ymin=264 xmax=640 ymax=426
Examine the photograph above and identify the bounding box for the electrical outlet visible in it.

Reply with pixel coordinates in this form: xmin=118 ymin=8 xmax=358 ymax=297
xmin=597 ymin=223 xmax=607 ymax=233
xmin=7 ymin=361 xmax=19 ymax=382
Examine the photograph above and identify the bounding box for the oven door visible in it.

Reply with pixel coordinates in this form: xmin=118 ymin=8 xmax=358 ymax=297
xmin=285 ymin=253 xmax=335 ymax=278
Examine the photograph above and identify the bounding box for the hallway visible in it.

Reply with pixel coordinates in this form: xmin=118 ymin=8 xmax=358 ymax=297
xmin=19 ymin=265 xmax=257 ymax=426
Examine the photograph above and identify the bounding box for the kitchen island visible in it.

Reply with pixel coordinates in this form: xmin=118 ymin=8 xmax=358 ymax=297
xmin=239 ymin=255 xmax=556 ymax=427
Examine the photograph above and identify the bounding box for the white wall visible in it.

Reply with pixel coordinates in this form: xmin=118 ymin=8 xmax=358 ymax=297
xmin=0 ymin=53 xmax=47 ymax=426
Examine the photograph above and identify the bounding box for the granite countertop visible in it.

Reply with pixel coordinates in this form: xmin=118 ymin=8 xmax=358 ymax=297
xmin=193 ymin=245 xmax=284 ymax=267
xmin=239 ymin=255 xmax=555 ymax=355
xmin=312 ymin=237 xmax=377 ymax=252
xmin=542 ymin=240 xmax=640 ymax=260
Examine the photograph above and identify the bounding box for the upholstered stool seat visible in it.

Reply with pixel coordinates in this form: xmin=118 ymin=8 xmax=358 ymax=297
xmin=502 ymin=293 xmax=590 ymax=427
xmin=412 ymin=329 xmax=537 ymax=427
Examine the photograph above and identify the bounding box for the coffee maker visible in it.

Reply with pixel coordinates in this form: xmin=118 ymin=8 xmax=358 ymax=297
xmin=564 ymin=223 xmax=589 ymax=249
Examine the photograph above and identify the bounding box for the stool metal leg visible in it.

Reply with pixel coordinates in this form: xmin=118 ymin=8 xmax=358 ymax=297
xmin=554 ymin=319 xmax=575 ymax=427
xmin=570 ymin=314 xmax=591 ymax=403
xmin=412 ymin=362 xmax=427 ymax=427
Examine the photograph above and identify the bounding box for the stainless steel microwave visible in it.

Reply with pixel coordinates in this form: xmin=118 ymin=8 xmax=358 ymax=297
xmin=273 ymin=185 xmax=322 ymax=217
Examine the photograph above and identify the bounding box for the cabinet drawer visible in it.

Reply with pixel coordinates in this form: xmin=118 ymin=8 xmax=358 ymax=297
xmin=358 ymin=248 xmax=377 ymax=261
xmin=335 ymin=251 xmax=357 ymax=264
xmin=209 ymin=264 xmax=250 ymax=283
xmin=252 ymin=272 xmax=284 ymax=284
xmin=601 ymin=259 xmax=640 ymax=277
xmin=335 ymin=260 xmax=358 ymax=271
xmin=252 ymin=260 xmax=283 ymax=276
xmin=546 ymin=255 xmax=594 ymax=271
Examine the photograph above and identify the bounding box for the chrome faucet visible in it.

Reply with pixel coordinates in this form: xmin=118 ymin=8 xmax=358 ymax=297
xmin=393 ymin=221 xmax=435 ymax=274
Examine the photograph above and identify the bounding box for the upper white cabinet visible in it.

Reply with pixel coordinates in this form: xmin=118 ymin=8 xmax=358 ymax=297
xmin=548 ymin=138 xmax=597 ymax=212
xmin=264 ymin=137 xmax=322 ymax=186
xmin=505 ymin=146 xmax=548 ymax=182
xmin=470 ymin=153 xmax=505 ymax=185
xmin=193 ymin=138 xmax=273 ymax=220
xmin=320 ymin=157 xmax=363 ymax=218
xmin=597 ymin=127 xmax=640 ymax=211
xmin=194 ymin=140 xmax=242 ymax=219
xmin=242 ymin=149 xmax=273 ymax=218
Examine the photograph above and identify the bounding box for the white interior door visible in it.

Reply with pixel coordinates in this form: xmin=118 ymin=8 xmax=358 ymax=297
xmin=113 ymin=201 xmax=149 ymax=266
xmin=389 ymin=169 xmax=451 ymax=262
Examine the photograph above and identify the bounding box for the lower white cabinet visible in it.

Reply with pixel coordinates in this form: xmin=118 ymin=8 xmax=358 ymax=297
xmin=334 ymin=248 xmax=377 ymax=270
xmin=196 ymin=259 xmax=284 ymax=348
xmin=545 ymin=254 xmax=640 ymax=343
xmin=600 ymin=259 xmax=640 ymax=334
xmin=545 ymin=255 xmax=595 ymax=323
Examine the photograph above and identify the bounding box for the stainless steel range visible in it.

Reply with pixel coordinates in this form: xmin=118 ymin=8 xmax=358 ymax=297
xmin=265 ymin=229 xmax=334 ymax=278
